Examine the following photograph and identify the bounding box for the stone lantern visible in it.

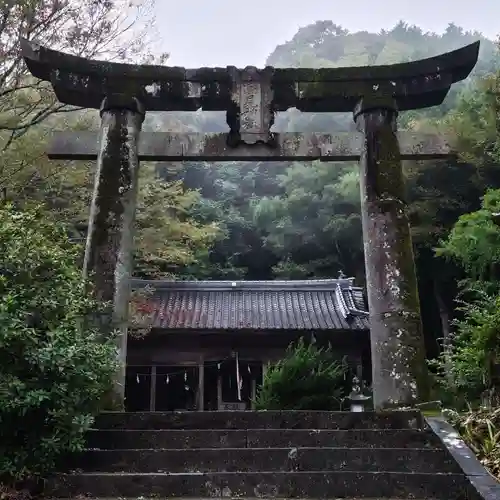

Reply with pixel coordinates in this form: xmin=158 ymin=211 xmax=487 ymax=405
xmin=348 ymin=376 xmax=371 ymax=412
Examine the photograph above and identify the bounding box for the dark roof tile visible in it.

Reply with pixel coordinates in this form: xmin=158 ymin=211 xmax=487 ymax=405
xmin=131 ymin=278 xmax=369 ymax=331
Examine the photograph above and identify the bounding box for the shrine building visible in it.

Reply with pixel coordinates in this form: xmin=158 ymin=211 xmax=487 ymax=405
xmin=125 ymin=278 xmax=370 ymax=412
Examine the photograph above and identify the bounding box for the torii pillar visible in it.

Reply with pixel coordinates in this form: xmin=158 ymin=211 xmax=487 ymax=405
xmin=83 ymin=95 xmax=145 ymax=406
xmin=354 ymin=96 xmax=428 ymax=409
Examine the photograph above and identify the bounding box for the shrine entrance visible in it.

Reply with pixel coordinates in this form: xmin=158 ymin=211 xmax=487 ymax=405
xmin=123 ymin=360 xmax=263 ymax=412
xmin=20 ymin=38 xmax=480 ymax=410
xmin=154 ymin=366 xmax=198 ymax=411
xmin=124 ymin=365 xmax=199 ymax=412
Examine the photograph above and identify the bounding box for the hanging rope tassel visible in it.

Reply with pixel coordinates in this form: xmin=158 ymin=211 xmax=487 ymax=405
xmin=236 ymin=351 xmax=242 ymax=401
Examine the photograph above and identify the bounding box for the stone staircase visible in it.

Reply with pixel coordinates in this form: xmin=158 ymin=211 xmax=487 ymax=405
xmin=47 ymin=410 xmax=484 ymax=499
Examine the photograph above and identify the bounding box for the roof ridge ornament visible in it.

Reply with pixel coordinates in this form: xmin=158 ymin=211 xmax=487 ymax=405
xmin=130 ymin=278 xmax=362 ymax=291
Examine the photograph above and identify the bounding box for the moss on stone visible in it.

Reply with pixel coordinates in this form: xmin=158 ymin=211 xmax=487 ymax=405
xmin=356 ymin=100 xmax=430 ymax=409
xmin=21 ymin=37 xmax=479 ymax=113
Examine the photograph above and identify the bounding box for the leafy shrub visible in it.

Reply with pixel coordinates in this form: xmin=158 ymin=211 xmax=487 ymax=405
xmin=429 ymin=283 xmax=500 ymax=408
xmin=255 ymin=338 xmax=348 ymax=410
xmin=445 ymin=407 xmax=500 ymax=480
xmin=0 ymin=205 xmax=118 ymax=481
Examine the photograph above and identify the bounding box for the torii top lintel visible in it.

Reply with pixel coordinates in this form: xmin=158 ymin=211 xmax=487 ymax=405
xmin=20 ymin=38 xmax=479 ymax=113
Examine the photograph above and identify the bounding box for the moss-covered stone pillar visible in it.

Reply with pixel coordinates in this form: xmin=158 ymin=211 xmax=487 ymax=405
xmin=83 ymin=94 xmax=145 ymax=408
xmin=353 ymin=95 xmax=429 ymax=409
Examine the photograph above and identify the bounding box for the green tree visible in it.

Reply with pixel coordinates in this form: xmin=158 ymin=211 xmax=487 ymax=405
xmin=0 ymin=204 xmax=118 ymax=480
xmin=0 ymin=0 xmax=164 ymax=147
xmin=0 ymin=110 xmax=221 ymax=280
xmin=255 ymin=338 xmax=348 ymax=411
xmin=159 ymin=160 xmax=284 ymax=279
xmin=432 ymin=189 xmax=500 ymax=406
xmin=436 ymin=189 xmax=500 ymax=282
xmin=134 ymin=164 xmax=222 ymax=279
xmin=0 ymin=1 xmax=168 ymax=216
xmin=429 ymin=286 xmax=500 ymax=407
xmin=252 ymin=161 xmax=363 ymax=280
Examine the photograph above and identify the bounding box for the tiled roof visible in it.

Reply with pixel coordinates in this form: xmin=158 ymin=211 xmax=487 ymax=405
xmin=130 ymin=278 xmax=369 ymax=331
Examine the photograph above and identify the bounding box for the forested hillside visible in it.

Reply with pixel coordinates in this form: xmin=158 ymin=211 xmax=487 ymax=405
xmin=149 ymin=21 xmax=500 ymax=384
xmin=153 ymin=22 xmax=499 ymax=286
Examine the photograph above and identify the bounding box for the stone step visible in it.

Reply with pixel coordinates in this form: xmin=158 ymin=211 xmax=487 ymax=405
xmin=86 ymin=428 xmax=441 ymax=450
xmin=45 ymin=471 xmax=479 ymax=499
xmin=49 ymin=498 xmax=432 ymax=500
xmin=93 ymin=410 xmax=424 ymax=431
xmin=70 ymin=447 xmax=460 ymax=474
xmin=51 ymin=498 xmax=431 ymax=500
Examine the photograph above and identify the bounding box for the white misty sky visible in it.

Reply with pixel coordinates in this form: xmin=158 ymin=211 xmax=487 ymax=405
xmin=155 ymin=0 xmax=499 ymax=67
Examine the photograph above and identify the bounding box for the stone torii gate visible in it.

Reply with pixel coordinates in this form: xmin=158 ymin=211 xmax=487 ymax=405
xmin=20 ymin=38 xmax=479 ymax=410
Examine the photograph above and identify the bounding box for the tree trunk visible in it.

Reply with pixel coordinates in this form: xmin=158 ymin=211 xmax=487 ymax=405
xmin=433 ymin=277 xmax=454 ymax=387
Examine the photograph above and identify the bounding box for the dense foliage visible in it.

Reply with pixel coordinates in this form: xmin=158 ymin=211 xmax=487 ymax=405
xmin=0 ymin=205 xmax=118 ymax=480
xmin=430 ymin=165 xmax=500 ymax=479
xmin=430 ymin=286 xmax=500 ymax=407
xmin=431 ymin=190 xmax=500 ymax=409
xmin=255 ymin=339 xmax=348 ymax=411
